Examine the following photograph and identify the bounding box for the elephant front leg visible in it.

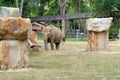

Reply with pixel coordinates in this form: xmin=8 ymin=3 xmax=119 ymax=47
xmin=44 ymin=40 xmax=48 ymax=50
xmin=50 ymin=40 xmax=54 ymax=50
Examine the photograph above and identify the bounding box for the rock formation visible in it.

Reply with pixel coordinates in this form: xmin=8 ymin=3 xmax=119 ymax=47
xmin=0 ymin=7 xmax=32 ymax=69
xmin=86 ymin=17 xmax=113 ymax=51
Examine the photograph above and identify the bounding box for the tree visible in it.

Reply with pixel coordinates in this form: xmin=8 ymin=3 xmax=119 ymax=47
xmin=15 ymin=0 xmax=24 ymax=17
xmin=20 ymin=0 xmax=24 ymax=17
xmin=67 ymin=0 xmax=84 ymax=13
xmin=16 ymin=0 xmax=18 ymax=8
xmin=88 ymin=0 xmax=120 ymax=17
xmin=58 ymin=0 xmax=67 ymax=39
xmin=44 ymin=0 xmax=59 ymax=15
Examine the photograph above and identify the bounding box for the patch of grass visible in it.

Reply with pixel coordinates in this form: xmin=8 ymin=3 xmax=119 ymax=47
xmin=38 ymin=34 xmax=87 ymax=41
xmin=38 ymin=35 xmax=43 ymax=40
xmin=1 ymin=41 xmax=120 ymax=80
xmin=66 ymin=37 xmax=87 ymax=41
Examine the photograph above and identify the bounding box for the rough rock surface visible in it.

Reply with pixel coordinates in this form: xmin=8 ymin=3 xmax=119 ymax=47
xmin=0 ymin=17 xmax=32 ymax=41
xmin=0 ymin=7 xmax=20 ymax=18
xmin=0 ymin=40 xmax=29 ymax=69
xmin=86 ymin=17 xmax=113 ymax=32
xmin=0 ymin=7 xmax=33 ymax=69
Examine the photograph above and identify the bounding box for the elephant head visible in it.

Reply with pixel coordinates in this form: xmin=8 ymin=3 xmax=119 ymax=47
xmin=41 ymin=27 xmax=52 ymax=37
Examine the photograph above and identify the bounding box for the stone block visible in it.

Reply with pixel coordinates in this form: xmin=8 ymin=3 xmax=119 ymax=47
xmin=0 ymin=17 xmax=32 ymax=41
xmin=86 ymin=17 xmax=113 ymax=32
xmin=87 ymin=31 xmax=108 ymax=51
xmin=0 ymin=7 xmax=20 ymax=18
xmin=0 ymin=40 xmax=29 ymax=69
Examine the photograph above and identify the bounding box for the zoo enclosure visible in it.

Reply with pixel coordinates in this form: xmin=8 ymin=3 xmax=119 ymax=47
xmin=32 ymin=13 xmax=94 ymax=38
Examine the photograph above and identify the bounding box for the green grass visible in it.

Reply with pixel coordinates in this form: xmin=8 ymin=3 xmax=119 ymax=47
xmin=0 ymin=41 xmax=120 ymax=80
xmin=38 ymin=34 xmax=87 ymax=41
xmin=66 ymin=37 xmax=87 ymax=41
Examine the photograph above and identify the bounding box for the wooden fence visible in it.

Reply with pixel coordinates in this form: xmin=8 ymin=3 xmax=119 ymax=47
xmin=31 ymin=13 xmax=95 ymax=38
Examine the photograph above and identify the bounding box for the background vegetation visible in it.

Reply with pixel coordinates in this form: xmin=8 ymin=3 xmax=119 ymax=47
xmin=0 ymin=0 xmax=120 ymax=39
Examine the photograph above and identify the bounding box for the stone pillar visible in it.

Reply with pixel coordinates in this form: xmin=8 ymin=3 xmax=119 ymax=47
xmin=86 ymin=17 xmax=113 ymax=51
xmin=0 ymin=40 xmax=29 ymax=69
xmin=0 ymin=7 xmax=32 ymax=69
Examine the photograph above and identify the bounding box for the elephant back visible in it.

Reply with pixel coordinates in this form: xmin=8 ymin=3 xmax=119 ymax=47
xmin=48 ymin=25 xmax=62 ymax=43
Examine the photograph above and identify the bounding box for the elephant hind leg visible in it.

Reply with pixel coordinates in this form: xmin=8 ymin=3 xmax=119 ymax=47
xmin=55 ymin=43 xmax=60 ymax=49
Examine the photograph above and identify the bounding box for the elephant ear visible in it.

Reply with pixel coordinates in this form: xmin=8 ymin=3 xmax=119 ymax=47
xmin=48 ymin=26 xmax=52 ymax=33
xmin=47 ymin=27 xmax=52 ymax=35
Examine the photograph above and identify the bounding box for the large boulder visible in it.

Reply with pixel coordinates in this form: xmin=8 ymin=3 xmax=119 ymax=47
xmin=0 ymin=40 xmax=29 ymax=69
xmin=0 ymin=17 xmax=32 ymax=41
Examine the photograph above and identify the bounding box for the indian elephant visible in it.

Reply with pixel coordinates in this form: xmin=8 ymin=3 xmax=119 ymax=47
xmin=32 ymin=22 xmax=62 ymax=50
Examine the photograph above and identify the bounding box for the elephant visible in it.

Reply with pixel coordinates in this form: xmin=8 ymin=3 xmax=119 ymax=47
xmin=32 ymin=22 xmax=62 ymax=50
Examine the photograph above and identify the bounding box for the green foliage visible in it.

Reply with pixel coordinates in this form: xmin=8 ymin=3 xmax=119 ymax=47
xmin=38 ymin=34 xmax=43 ymax=40
xmin=0 ymin=0 xmax=120 ymax=18
xmin=0 ymin=0 xmax=16 ymax=7
xmin=89 ymin=0 xmax=120 ymax=17
xmin=109 ymin=22 xmax=119 ymax=39
xmin=67 ymin=0 xmax=90 ymax=14
xmin=1 ymin=0 xmax=120 ymax=39
xmin=44 ymin=0 xmax=59 ymax=15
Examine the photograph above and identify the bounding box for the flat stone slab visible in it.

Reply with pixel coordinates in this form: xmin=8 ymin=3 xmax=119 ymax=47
xmin=86 ymin=17 xmax=113 ymax=32
xmin=0 ymin=17 xmax=32 ymax=41
xmin=0 ymin=7 xmax=20 ymax=18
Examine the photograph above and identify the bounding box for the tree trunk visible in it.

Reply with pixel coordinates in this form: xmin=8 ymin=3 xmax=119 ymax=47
xmin=62 ymin=18 xmax=66 ymax=38
xmin=39 ymin=3 xmax=45 ymax=16
xmin=20 ymin=0 xmax=24 ymax=17
xmin=58 ymin=0 xmax=67 ymax=39
xmin=16 ymin=0 xmax=19 ymax=8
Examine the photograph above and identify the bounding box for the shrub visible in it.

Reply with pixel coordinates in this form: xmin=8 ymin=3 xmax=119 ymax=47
xmin=109 ymin=22 xmax=119 ymax=40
